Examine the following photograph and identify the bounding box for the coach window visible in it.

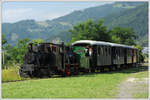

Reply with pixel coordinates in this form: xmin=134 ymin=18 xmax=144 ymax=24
xmin=119 ymin=48 xmax=121 ymax=57
xmin=117 ymin=48 xmax=119 ymax=57
xmin=106 ymin=47 xmax=109 ymax=56
xmin=108 ymin=47 xmax=110 ymax=55
xmin=108 ymin=48 xmax=109 ymax=56
xmin=105 ymin=46 xmax=107 ymax=56
xmin=100 ymin=46 xmax=102 ymax=55
xmin=120 ymin=48 xmax=122 ymax=57
xmin=114 ymin=48 xmax=116 ymax=56
xmin=107 ymin=47 xmax=109 ymax=56
xmin=121 ymin=48 xmax=123 ymax=57
xmin=128 ymin=49 xmax=130 ymax=56
xmin=109 ymin=47 xmax=111 ymax=55
xmin=118 ymin=48 xmax=119 ymax=57
xmin=119 ymin=48 xmax=120 ymax=57
xmin=110 ymin=47 xmax=112 ymax=55
xmin=55 ymin=47 xmax=57 ymax=52
xmin=109 ymin=47 xmax=110 ymax=55
xmin=101 ymin=46 xmax=103 ymax=56
xmin=104 ymin=46 xmax=106 ymax=56
xmin=121 ymin=48 xmax=122 ymax=57
xmin=122 ymin=48 xmax=124 ymax=56
xmin=117 ymin=49 xmax=118 ymax=56
xmin=53 ymin=46 xmax=56 ymax=52
xmin=56 ymin=47 xmax=58 ymax=52
xmin=96 ymin=46 xmax=98 ymax=55
xmin=99 ymin=46 xmax=101 ymax=55
xmin=97 ymin=46 xmax=98 ymax=55
xmin=117 ymin=48 xmax=118 ymax=56
xmin=116 ymin=49 xmax=118 ymax=57
xmin=110 ymin=48 xmax=112 ymax=55
xmin=106 ymin=47 xmax=108 ymax=56
xmin=115 ymin=48 xmax=117 ymax=56
xmin=108 ymin=47 xmax=109 ymax=56
xmin=103 ymin=46 xmax=104 ymax=56
xmin=104 ymin=47 xmax=105 ymax=55
xmin=128 ymin=49 xmax=129 ymax=56
xmin=60 ymin=48 xmax=63 ymax=53
xmin=98 ymin=46 xmax=100 ymax=55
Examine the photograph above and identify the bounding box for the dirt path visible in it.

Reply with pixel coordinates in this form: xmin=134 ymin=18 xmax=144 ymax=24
xmin=116 ymin=73 xmax=148 ymax=98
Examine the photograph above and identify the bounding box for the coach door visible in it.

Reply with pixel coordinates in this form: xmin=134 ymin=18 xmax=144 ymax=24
xmin=97 ymin=46 xmax=101 ymax=66
xmin=106 ymin=46 xmax=111 ymax=65
xmin=97 ymin=45 xmax=103 ymax=66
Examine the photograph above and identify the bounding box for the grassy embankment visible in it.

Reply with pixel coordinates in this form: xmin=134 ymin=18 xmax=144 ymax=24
xmin=2 ymin=64 xmax=148 ymax=98
xmin=2 ymin=64 xmax=28 ymax=82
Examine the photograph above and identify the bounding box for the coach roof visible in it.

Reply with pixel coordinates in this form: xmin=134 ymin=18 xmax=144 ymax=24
xmin=107 ymin=42 xmax=135 ymax=49
xmin=72 ymin=40 xmax=136 ymax=49
xmin=72 ymin=40 xmax=111 ymax=46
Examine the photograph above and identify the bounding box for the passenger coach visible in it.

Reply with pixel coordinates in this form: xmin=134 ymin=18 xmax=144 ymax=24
xmin=72 ymin=40 xmax=138 ymax=72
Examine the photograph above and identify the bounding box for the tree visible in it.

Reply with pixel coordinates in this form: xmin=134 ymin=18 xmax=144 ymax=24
xmin=109 ymin=27 xmax=137 ymax=45
xmin=2 ymin=34 xmax=7 ymax=48
xmin=69 ymin=19 xmax=111 ymax=43
xmin=4 ymin=44 xmax=17 ymax=64
xmin=135 ymin=45 xmax=144 ymax=63
xmin=16 ymin=38 xmax=30 ymax=63
xmin=2 ymin=34 xmax=8 ymax=68
xmin=4 ymin=38 xmax=30 ymax=64
xmin=31 ymin=38 xmax=44 ymax=45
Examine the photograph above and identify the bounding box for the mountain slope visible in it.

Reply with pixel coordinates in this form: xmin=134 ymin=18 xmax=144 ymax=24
xmin=2 ymin=2 xmax=148 ymax=46
xmin=103 ymin=3 xmax=148 ymax=46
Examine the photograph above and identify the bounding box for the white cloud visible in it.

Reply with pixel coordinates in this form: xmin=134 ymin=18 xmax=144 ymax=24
xmin=2 ymin=2 xmax=114 ymax=23
xmin=2 ymin=8 xmax=33 ymax=22
xmin=40 ymin=12 xmax=70 ymax=21
xmin=2 ymin=8 xmax=69 ymax=23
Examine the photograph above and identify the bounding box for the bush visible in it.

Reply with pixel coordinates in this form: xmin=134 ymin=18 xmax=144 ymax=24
xmin=2 ymin=64 xmax=27 ymax=82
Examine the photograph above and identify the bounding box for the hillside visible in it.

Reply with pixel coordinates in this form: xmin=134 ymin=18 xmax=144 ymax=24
xmin=103 ymin=3 xmax=148 ymax=46
xmin=2 ymin=2 xmax=148 ymax=46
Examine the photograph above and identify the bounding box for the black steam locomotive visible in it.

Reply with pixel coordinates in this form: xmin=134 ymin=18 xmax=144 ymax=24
xmin=19 ymin=40 xmax=139 ymax=78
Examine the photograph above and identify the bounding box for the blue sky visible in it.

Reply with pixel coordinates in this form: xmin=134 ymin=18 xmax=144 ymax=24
xmin=2 ymin=1 xmax=113 ymax=23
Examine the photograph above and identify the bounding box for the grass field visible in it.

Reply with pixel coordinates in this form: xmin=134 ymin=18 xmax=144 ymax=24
xmin=2 ymin=67 xmax=28 ymax=82
xmin=132 ymin=68 xmax=148 ymax=98
xmin=2 ymin=65 xmax=148 ymax=98
xmin=133 ymin=93 xmax=148 ymax=98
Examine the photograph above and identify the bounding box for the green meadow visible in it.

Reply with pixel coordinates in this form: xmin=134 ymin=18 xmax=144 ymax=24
xmin=2 ymin=65 xmax=148 ymax=98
